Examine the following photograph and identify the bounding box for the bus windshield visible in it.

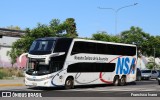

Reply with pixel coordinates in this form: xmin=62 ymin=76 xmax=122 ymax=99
xmin=29 ymin=40 xmax=55 ymax=55
xmin=26 ymin=58 xmax=63 ymax=76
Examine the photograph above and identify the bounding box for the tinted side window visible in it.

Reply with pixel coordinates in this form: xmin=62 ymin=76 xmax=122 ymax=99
xmin=71 ymin=41 xmax=136 ymax=56
xmin=97 ymin=43 xmax=136 ymax=56
xmin=71 ymin=41 xmax=96 ymax=54
xmin=107 ymin=44 xmax=136 ymax=56
xmin=97 ymin=43 xmax=108 ymax=54
xmin=50 ymin=55 xmax=66 ymax=72
xmin=53 ymin=38 xmax=72 ymax=70
xmin=67 ymin=63 xmax=115 ymax=72
xmin=54 ymin=39 xmax=72 ymax=52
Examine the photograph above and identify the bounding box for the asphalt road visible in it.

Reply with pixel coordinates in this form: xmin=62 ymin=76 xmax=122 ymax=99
xmin=0 ymin=79 xmax=160 ymax=100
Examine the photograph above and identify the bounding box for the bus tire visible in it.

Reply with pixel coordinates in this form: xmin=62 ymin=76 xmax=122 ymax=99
xmin=119 ymin=76 xmax=126 ymax=86
xmin=158 ymin=80 xmax=160 ymax=85
xmin=113 ymin=76 xmax=119 ymax=86
xmin=65 ymin=77 xmax=74 ymax=89
xmin=148 ymin=76 xmax=151 ymax=80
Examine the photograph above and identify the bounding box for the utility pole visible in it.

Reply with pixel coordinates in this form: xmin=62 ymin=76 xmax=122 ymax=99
xmin=98 ymin=3 xmax=138 ymax=35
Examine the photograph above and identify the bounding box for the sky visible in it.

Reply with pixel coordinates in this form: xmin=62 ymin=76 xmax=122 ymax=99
xmin=0 ymin=0 xmax=160 ymax=37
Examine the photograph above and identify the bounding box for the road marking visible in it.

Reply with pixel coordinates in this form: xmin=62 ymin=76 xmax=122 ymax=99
xmin=59 ymin=86 xmax=160 ymax=92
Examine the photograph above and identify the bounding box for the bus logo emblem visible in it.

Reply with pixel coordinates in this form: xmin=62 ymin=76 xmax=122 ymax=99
xmin=116 ymin=57 xmax=135 ymax=74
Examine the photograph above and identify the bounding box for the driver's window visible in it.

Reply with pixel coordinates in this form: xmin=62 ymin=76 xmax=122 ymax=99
xmin=51 ymin=61 xmax=63 ymax=72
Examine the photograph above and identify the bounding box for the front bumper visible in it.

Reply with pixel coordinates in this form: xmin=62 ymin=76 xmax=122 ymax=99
xmin=24 ymin=78 xmax=54 ymax=87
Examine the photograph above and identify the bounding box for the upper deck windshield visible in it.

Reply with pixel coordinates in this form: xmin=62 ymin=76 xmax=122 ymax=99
xmin=26 ymin=58 xmax=63 ymax=76
xmin=29 ymin=40 xmax=55 ymax=55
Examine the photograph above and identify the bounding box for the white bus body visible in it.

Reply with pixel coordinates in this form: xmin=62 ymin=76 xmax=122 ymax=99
xmin=21 ymin=37 xmax=137 ymax=89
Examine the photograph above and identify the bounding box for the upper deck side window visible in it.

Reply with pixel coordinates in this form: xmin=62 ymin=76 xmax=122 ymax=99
xmin=71 ymin=41 xmax=96 ymax=54
xmin=71 ymin=41 xmax=136 ymax=56
xmin=53 ymin=38 xmax=73 ymax=52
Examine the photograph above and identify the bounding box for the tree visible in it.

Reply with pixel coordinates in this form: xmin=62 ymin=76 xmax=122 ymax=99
xmin=120 ymin=26 xmax=152 ymax=56
xmin=7 ymin=49 xmax=17 ymax=67
xmin=92 ymin=31 xmax=111 ymax=41
xmin=64 ymin=18 xmax=78 ymax=38
xmin=92 ymin=31 xmax=121 ymax=42
xmin=9 ymin=18 xmax=78 ymax=64
xmin=110 ymin=35 xmax=121 ymax=43
xmin=146 ymin=63 xmax=154 ymax=69
xmin=49 ymin=19 xmax=66 ymax=36
xmin=154 ymin=36 xmax=160 ymax=57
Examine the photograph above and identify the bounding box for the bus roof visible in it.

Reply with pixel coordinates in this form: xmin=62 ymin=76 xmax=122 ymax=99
xmin=35 ymin=37 xmax=73 ymax=41
xmin=34 ymin=37 xmax=136 ymax=47
xmin=74 ymin=38 xmax=136 ymax=47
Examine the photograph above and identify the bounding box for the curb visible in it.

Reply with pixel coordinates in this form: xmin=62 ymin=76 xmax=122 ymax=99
xmin=0 ymin=84 xmax=25 ymax=87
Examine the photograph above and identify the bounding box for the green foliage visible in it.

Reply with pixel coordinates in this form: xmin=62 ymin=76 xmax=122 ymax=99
xmin=64 ymin=18 xmax=78 ymax=38
xmin=92 ymin=32 xmax=110 ymax=41
xmin=120 ymin=26 xmax=158 ymax=57
xmin=92 ymin=31 xmax=121 ymax=42
xmin=0 ymin=71 xmax=6 ymax=79
xmin=146 ymin=63 xmax=154 ymax=69
xmin=0 ymin=68 xmax=24 ymax=79
xmin=121 ymin=26 xmax=150 ymax=44
xmin=150 ymin=36 xmax=160 ymax=57
xmin=8 ymin=18 xmax=78 ymax=64
xmin=92 ymin=31 xmax=111 ymax=41
xmin=110 ymin=35 xmax=121 ymax=43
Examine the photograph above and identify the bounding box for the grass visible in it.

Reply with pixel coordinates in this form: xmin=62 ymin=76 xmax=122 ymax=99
xmin=0 ymin=71 xmax=6 ymax=79
xmin=0 ymin=67 xmax=24 ymax=79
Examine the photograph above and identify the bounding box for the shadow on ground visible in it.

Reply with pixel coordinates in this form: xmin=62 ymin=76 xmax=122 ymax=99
xmin=27 ymin=79 xmax=158 ymax=91
xmin=28 ymin=84 xmax=122 ymax=91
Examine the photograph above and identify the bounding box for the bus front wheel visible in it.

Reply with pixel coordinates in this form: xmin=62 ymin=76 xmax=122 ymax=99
xmin=65 ymin=78 xmax=74 ymax=89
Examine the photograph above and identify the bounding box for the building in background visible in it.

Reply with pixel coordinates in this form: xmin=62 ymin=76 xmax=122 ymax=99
xmin=0 ymin=28 xmax=26 ymax=68
xmin=137 ymin=55 xmax=160 ymax=70
xmin=137 ymin=56 xmax=148 ymax=70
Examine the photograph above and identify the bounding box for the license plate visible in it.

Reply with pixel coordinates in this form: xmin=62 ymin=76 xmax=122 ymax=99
xmin=32 ymin=83 xmax=37 ymax=86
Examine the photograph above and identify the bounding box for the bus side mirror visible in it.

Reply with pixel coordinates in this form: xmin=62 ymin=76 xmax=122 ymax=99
xmin=19 ymin=53 xmax=28 ymax=63
xmin=45 ymin=52 xmax=65 ymax=64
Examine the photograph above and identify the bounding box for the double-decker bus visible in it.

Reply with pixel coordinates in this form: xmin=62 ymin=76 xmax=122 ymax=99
xmin=20 ymin=37 xmax=137 ymax=89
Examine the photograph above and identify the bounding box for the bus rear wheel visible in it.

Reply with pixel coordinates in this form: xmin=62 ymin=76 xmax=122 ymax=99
xmin=65 ymin=78 xmax=74 ymax=89
xmin=119 ymin=76 xmax=126 ymax=86
xmin=158 ymin=80 xmax=160 ymax=85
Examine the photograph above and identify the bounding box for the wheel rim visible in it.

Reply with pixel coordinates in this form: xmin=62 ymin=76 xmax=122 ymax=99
xmin=66 ymin=80 xmax=71 ymax=86
xmin=121 ymin=77 xmax=125 ymax=85
xmin=65 ymin=79 xmax=73 ymax=89
xmin=121 ymin=78 xmax=125 ymax=84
